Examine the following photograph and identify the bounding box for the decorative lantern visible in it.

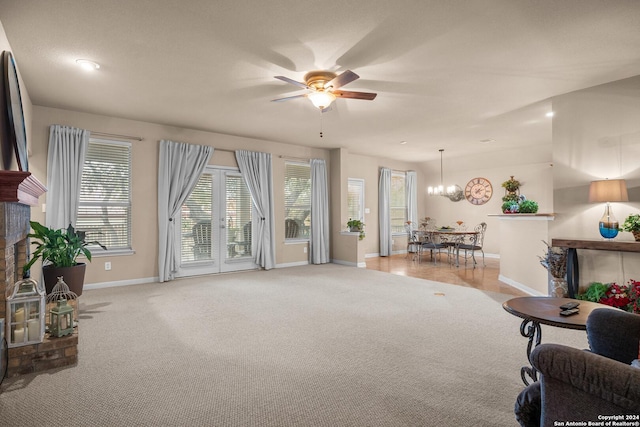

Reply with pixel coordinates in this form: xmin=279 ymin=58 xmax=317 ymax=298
xmin=5 ymin=278 xmax=46 ymax=347
xmin=50 ymin=299 xmax=74 ymax=337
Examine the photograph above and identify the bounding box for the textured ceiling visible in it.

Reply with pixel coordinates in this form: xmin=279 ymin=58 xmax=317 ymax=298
xmin=1 ymin=0 xmax=640 ymax=162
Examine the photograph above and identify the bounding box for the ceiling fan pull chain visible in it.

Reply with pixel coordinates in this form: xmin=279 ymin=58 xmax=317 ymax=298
xmin=319 ymin=112 xmax=323 ymax=138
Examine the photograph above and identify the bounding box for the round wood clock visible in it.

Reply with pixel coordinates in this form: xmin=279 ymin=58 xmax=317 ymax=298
xmin=465 ymin=177 xmax=493 ymax=205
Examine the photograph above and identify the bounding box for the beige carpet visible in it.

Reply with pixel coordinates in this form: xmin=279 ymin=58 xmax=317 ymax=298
xmin=0 ymin=264 xmax=588 ymax=426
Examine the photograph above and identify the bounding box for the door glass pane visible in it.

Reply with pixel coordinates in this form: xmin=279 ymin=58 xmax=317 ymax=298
xmin=181 ymin=174 xmax=212 ymax=262
xmin=225 ymin=174 xmax=252 ymax=259
xmin=284 ymin=162 xmax=311 ymax=239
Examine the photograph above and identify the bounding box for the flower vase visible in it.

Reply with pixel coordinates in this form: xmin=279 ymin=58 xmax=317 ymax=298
xmin=549 ymin=277 xmax=568 ymax=298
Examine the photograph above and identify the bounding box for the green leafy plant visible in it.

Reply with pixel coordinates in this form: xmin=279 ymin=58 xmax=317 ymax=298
xmin=518 ymin=200 xmax=539 ymax=213
xmin=577 ymin=282 xmax=610 ymax=303
xmin=501 ymin=176 xmax=521 ymax=193
xmin=502 ymin=201 xmax=519 ymax=213
xmin=23 ymin=221 xmax=107 ymax=273
xmin=346 ymin=218 xmax=365 ymax=240
xmin=622 ymin=214 xmax=640 ymax=233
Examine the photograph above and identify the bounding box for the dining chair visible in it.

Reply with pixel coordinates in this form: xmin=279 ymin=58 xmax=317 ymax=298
xmin=420 ymin=231 xmax=448 ymax=264
xmin=458 ymin=222 xmax=487 ymax=268
xmin=406 ymin=230 xmax=422 ymax=259
xmin=192 ymin=221 xmax=212 ymax=260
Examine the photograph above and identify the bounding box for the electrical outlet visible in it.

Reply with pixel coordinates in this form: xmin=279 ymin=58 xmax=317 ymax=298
xmin=303 ymin=247 xmax=307 ymax=253
xmin=105 ymin=262 xmax=112 ymax=271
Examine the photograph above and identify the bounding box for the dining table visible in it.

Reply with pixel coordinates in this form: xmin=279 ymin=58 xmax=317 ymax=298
xmin=412 ymin=228 xmax=478 ymax=267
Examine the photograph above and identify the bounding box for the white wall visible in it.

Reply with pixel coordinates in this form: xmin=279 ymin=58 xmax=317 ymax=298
xmin=551 ymin=75 xmax=640 ymax=289
xmin=417 ymin=144 xmax=554 ymax=256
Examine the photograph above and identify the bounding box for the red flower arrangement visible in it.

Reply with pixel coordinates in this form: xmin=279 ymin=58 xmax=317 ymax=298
xmin=578 ymin=279 xmax=640 ymax=314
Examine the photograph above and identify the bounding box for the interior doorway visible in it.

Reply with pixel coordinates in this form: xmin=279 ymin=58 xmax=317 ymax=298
xmin=177 ymin=167 xmax=256 ymax=276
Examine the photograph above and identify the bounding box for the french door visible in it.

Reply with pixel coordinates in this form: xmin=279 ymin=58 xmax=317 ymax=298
xmin=177 ymin=167 xmax=256 ymax=276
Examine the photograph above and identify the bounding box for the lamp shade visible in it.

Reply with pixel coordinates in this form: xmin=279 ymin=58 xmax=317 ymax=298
xmin=308 ymin=91 xmax=336 ymax=110
xmin=588 ymin=179 xmax=629 ymax=203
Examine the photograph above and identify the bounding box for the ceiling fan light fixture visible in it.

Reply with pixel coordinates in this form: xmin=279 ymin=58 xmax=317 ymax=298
xmin=308 ymin=91 xmax=336 ymax=110
xmin=76 ymin=59 xmax=100 ymax=71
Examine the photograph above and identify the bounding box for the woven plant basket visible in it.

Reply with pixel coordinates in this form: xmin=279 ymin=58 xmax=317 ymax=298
xmin=633 ymin=230 xmax=640 ymax=242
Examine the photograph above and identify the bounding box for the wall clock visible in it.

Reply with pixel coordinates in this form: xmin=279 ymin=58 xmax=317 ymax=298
xmin=3 ymin=51 xmax=28 ymax=171
xmin=465 ymin=177 xmax=493 ymax=205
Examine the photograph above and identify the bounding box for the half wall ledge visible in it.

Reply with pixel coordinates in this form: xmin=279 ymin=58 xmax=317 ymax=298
xmin=487 ymin=213 xmax=555 ymax=220
xmin=490 ymin=213 xmax=555 ymax=295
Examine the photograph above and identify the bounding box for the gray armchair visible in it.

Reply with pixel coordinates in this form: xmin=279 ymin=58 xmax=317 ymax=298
xmin=515 ymin=308 xmax=640 ymax=427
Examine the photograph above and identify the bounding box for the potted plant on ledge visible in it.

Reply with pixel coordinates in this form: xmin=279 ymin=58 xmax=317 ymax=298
xmin=23 ymin=221 xmax=107 ymax=296
xmin=622 ymin=214 xmax=640 ymax=242
xmin=347 ymin=218 xmax=365 ymax=240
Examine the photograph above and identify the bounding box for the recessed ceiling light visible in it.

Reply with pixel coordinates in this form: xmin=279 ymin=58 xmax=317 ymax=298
xmin=400 ymin=141 xmax=407 ymax=145
xmin=76 ymin=59 xmax=100 ymax=71
xmin=546 ymin=111 xmax=555 ymax=117
xmin=479 ymin=139 xmax=495 ymax=144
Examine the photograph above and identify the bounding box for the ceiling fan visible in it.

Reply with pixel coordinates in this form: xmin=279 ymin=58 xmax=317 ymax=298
xmin=271 ymin=70 xmax=377 ymax=111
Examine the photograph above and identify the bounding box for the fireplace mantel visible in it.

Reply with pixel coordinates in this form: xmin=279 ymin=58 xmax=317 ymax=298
xmin=0 ymin=170 xmax=47 ymax=206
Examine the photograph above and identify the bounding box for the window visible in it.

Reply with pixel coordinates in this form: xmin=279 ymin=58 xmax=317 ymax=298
xmin=284 ymin=162 xmax=311 ymax=239
xmin=76 ymin=139 xmax=132 ymax=251
xmin=390 ymin=171 xmax=406 ymax=233
xmin=347 ymin=178 xmax=364 ymax=222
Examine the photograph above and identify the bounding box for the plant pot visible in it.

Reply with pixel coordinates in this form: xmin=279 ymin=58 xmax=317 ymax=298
xmin=633 ymin=231 xmax=640 ymax=242
xmin=42 ymin=263 xmax=86 ymax=296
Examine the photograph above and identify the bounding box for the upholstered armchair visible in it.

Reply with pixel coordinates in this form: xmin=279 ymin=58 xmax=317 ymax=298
xmin=515 ymin=308 xmax=640 ymax=427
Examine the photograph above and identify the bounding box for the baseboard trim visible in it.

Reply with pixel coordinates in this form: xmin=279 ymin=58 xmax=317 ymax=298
xmin=332 ymin=259 xmax=366 ymax=268
xmin=499 ymin=275 xmax=544 ymax=296
xmin=275 ymin=261 xmax=309 ymax=268
xmin=85 ymin=276 xmax=159 ymax=290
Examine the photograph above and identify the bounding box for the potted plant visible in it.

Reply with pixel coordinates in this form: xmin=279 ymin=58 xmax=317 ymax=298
xmin=622 ymin=214 xmax=640 ymax=241
xmin=23 ymin=221 xmax=106 ymax=296
xmin=501 ymin=176 xmax=521 ymax=203
xmin=347 ymin=218 xmax=365 ymax=240
xmin=518 ymin=200 xmax=539 ymax=214
xmin=502 ymin=201 xmax=519 ymax=213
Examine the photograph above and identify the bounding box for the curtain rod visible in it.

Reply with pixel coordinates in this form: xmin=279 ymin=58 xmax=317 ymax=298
xmin=279 ymin=155 xmax=310 ymax=162
xmin=91 ymin=131 xmax=143 ymax=141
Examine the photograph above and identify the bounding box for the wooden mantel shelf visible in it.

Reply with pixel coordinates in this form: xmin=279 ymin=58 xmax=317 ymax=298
xmin=551 ymin=238 xmax=640 ymax=253
xmin=0 ymin=171 xmax=47 ymax=206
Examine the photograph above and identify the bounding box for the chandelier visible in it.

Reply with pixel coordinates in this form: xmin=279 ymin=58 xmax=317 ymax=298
xmin=428 ymin=149 xmax=463 ymax=201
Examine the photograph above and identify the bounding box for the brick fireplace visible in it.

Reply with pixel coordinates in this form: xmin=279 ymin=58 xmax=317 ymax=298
xmin=1 ymin=171 xmax=78 ymax=377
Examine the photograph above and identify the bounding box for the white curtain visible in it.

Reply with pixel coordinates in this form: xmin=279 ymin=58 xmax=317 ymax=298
xmin=46 ymin=125 xmax=90 ymax=229
xmin=235 ymin=150 xmax=276 ymax=270
xmin=379 ymin=167 xmax=392 ymax=256
xmin=406 ymin=170 xmax=418 ymax=229
xmin=310 ymin=159 xmax=329 ymax=264
xmin=158 ymin=140 xmax=213 ymax=282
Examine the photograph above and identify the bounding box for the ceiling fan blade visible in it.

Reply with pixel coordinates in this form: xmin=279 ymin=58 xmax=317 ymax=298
xmin=324 ymin=70 xmax=359 ymax=90
xmin=274 ymin=75 xmax=308 ymax=89
xmin=271 ymin=94 xmax=307 ymax=102
xmin=333 ymin=90 xmax=377 ymax=100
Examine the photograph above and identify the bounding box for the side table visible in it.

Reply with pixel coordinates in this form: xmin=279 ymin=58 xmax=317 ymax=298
xmin=502 ymin=296 xmax=614 ymax=385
